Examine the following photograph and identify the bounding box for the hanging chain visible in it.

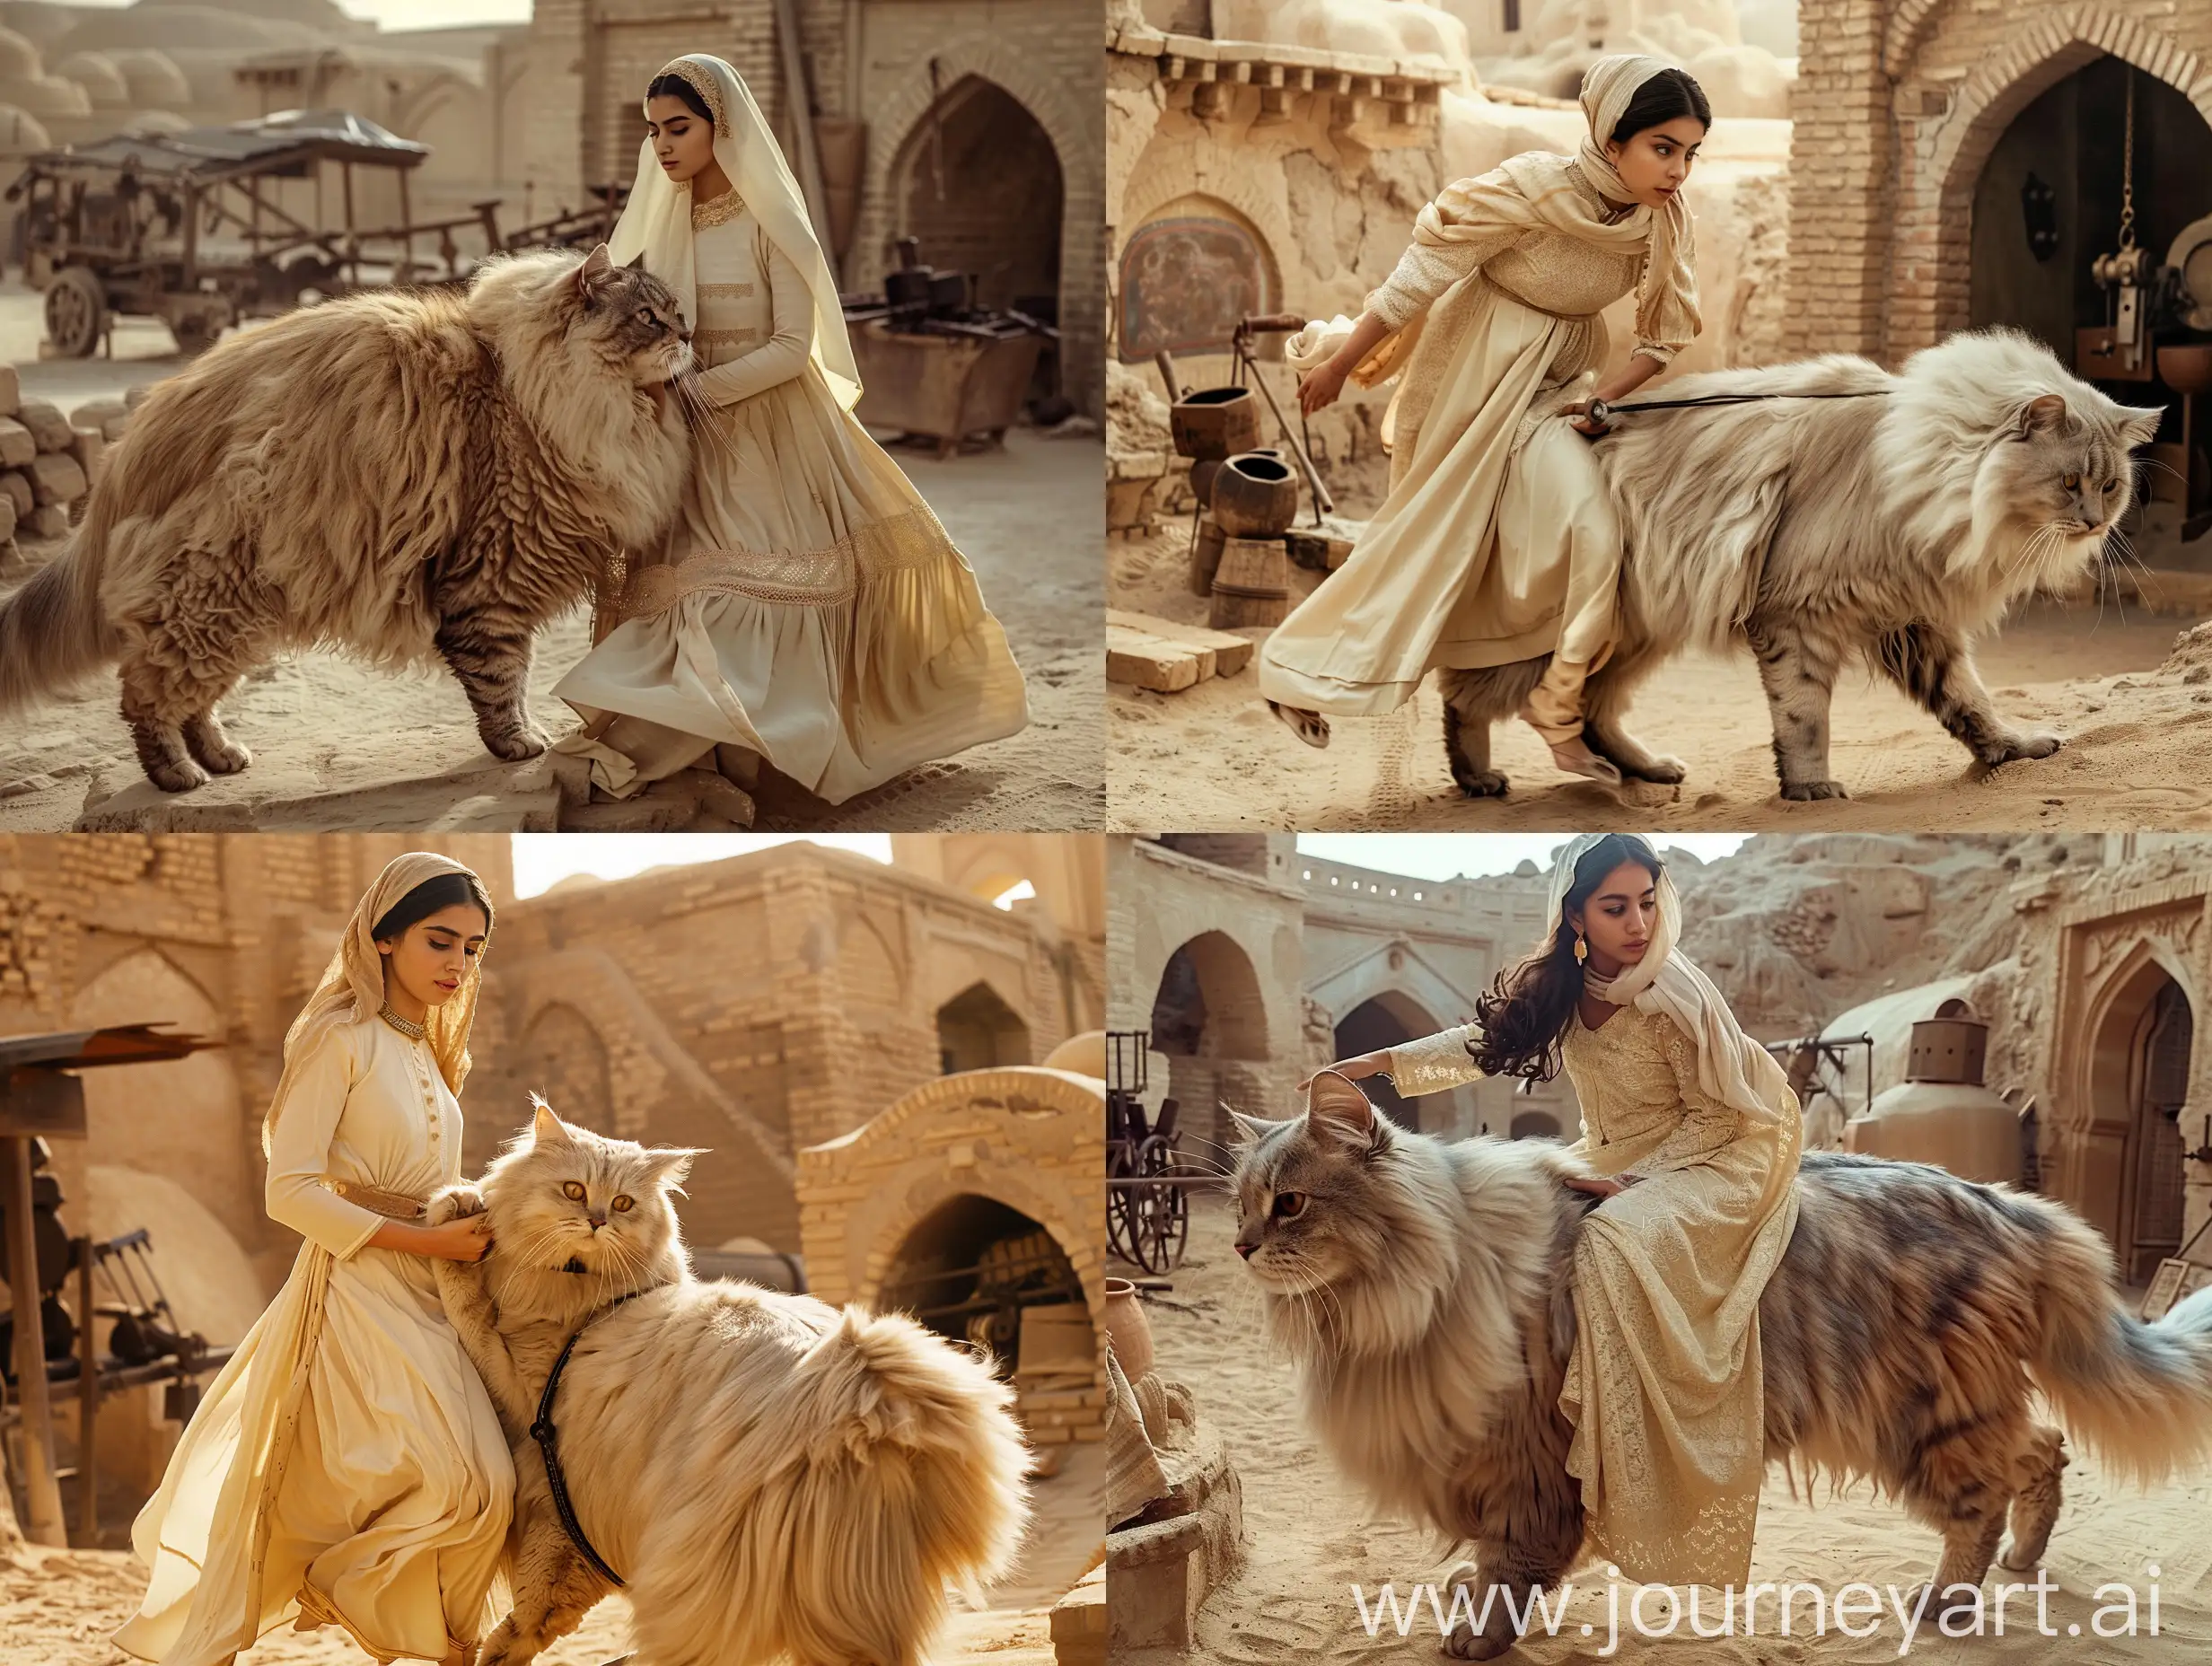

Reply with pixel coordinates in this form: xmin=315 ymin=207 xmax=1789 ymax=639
xmin=2118 ymin=66 xmax=2137 ymax=250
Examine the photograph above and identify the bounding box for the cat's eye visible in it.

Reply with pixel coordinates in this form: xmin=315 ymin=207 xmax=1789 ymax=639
xmin=2063 ymin=472 xmax=2080 ymax=489
xmin=562 ymin=1180 xmax=586 ymax=1201
xmin=611 ymin=1195 xmax=633 ymax=1213
xmin=2104 ymin=478 xmax=2119 ymax=493
xmin=1271 ymin=1190 xmax=1308 ymax=1220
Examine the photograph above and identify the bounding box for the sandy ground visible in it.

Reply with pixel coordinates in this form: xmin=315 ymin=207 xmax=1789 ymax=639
xmin=0 ymin=287 xmax=1103 ymax=832
xmin=1142 ymin=1192 xmax=2211 ymax=1665
xmin=0 ymin=1439 xmax=1100 ymax=1666
xmin=1109 ymin=522 xmax=2212 ymax=832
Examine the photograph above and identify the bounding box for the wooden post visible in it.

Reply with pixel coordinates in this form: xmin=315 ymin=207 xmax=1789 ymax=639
xmin=75 ymin=1237 xmax=96 ymax=1543
xmin=398 ymin=168 xmax=414 ymax=283
xmin=769 ymin=0 xmax=835 ymax=267
xmin=2 ymin=1136 xmax=66 ymax=1546
xmin=342 ymin=162 xmax=356 ymax=286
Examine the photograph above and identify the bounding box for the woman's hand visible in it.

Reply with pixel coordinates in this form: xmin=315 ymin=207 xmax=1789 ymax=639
xmin=1301 ymin=1050 xmax=1389 ymax=1090
xmin=1563 ymin=1171 xmax=1646 ymax=1198
xmin=1298 ymin=356 xmax=1351 ymax=416
xmin=1562 ymin=399 xmax=1611 ymax=438
xmin=414 ymin=1217 xmax=495 ymax=1263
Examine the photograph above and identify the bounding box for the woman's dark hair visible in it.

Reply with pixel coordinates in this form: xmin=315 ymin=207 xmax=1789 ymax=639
xmin=1466 ymin=834 xmax=1664 ymax=1083
xmin=372 ymin=872 xmax=494 ymax=945
xmin=1609 ymin=67 xmax=1711 ymax=146
xmin=645 ymin=73 xmax=715 ymax=125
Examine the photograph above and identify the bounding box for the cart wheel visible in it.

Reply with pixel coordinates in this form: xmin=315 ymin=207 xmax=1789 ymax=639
xmin=43 ymin=266 xmax=105 ymax=359
xmin=169 ymin=314 xmax=218 ymax=356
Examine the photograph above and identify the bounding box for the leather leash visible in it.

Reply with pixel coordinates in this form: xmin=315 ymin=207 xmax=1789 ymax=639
xmin=1584 ymin=388 xmax=1892 ymax=428
xmin=530 ymin=1290 xmax=642 ymax=1587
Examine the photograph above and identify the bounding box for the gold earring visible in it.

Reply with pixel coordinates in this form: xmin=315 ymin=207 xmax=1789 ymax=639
xmin=1574 ymin=932 xmax=1588 ymax=964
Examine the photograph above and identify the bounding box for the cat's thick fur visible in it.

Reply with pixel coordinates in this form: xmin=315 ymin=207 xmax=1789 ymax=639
xmin=429 ymin=1100 xmax=1031 ymax=1666
xmin=1230 ymin=1086 xmax=2212 ymax=1661
xmin=0 ymin=246 xmax=692 ymax=792
xmin=1439 ymin=329 xmax=2164 ymax=800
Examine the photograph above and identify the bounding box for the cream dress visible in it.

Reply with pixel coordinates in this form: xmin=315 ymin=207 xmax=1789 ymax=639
xmin=1259 ymin=163 xmax=1689 ymax=724
xmin=1390 ymin=1002 xmax=1800 ymax=1589
xmin=114 ymin=1016 xmax=514 ymax=1666
xmin=553 ymin=193 xmax=1030 ymax=805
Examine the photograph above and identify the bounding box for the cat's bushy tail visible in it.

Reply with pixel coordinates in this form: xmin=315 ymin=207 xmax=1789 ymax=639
xmin=2028 ymin=1211 xmax=2212 ymax=1487
xmin=666 ymin=1305 xmax=1032 ymax=1666
xmin=0 ymin=506 xmax=117 ymax=715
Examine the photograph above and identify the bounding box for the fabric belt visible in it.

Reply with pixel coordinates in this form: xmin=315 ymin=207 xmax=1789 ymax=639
xmin=323 ymin=1179 xmax=428 ymax=1220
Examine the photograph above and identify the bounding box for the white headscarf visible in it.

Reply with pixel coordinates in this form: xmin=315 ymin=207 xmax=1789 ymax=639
xmin=1545 ymin=833 xmax=1797 ymax=1135
xmin=260 ymin=851 xmax=492 ymax=1158
xmin=609 ymin=53 xmax=862 ymax=411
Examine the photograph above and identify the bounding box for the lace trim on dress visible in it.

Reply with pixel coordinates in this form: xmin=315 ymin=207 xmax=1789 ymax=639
xmin=695 ymin=326 xmax=762 ymax=355
xmin=618 ymin=504 xmax=957 ymax=618
xmin=696 ymin=282 xmax=756 ymax=299
xmin=690 ymin=189 xmax=744 ymax=231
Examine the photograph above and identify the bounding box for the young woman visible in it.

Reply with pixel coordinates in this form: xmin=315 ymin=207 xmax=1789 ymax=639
xmin=1325 ymin=832 xmax=1802 ymax=1590
xmin=1263 ymin=57 xmax=1708 ymax=787
xmin=114 ymin=854 xmax=514 ymax=1666
xmin=552 ymin=53 xmax=1030 ymax=808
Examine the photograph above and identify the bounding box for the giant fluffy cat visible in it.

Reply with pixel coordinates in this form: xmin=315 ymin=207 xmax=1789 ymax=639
xmin=0 ymin=245 xmax=691 ymax=792
xmin=1440 ymin=329 xmax=2164 ymax=800
xmin=427 ymin=1101 xmax=1031 ymax=1666
xmin=1230 ymin=1075 xmax=2212 ymax=1661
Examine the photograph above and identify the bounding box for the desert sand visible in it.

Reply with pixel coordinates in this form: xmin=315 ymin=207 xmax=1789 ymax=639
xmin=0 ymin=287 xmax=1104 ymax=833
xmin=1146 ymin=1192 xmax=2211 ymax=1664
xmin=0 ymin=1439 xmax=1102 ymax=1666
xmin=1110 ymin=524 xmax=2212 ymax=832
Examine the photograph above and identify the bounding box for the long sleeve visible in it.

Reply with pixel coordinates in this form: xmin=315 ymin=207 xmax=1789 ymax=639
xmin=1384 ymin=1022 xmax=1486 ymax=1097
xmin=695 ymin=234 xmax=814 ymax=408
xmin=1631 ymin=1016 xmax=1745 ymax=1175
xmin=264 ymin=1024 xmax=385 ymax=1259
xmin=1365 ymin=216 xmax=1523 ymax=333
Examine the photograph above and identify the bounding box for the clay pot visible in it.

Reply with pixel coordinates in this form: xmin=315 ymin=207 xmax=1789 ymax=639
xmin=1188 ymin=513 xmax=1226 ymax=596
xmin=1211 ymin=451 xmax=1299 ymax=538
xmin=1189 ymin=457 xmax=1224 ymax=509
xmin=2158 ymin=343 xmax=2212 ymax=395
xmin=1170 ymin=386 xmax=1261 ymax=460
xmin=1104 ymin=1276 xmax=1154 ymax=1381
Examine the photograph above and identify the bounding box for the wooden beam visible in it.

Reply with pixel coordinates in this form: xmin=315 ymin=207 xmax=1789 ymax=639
xmin=3 ymin=1136 xmax=66 ymax=1546
xmin=769 ymin=0 xmax=836 ymax=272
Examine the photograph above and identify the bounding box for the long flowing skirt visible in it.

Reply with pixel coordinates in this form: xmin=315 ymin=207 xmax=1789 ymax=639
xmin=1256 ymin=279 xmax=1623 ymax=717
xmin=112 ymin=1243 xmax=514 ymax=1666
xmin=553 ymin=363 xmax=1029 ymax=806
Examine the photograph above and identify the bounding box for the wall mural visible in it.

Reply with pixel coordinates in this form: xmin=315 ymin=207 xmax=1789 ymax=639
xmin=1118 ymin=213 xmax=1271 ymax=359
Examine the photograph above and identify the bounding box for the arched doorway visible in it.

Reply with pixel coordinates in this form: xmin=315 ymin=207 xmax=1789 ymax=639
xmin=1510 ymin=1110 xmax=1563 ymax=1141
xmin=1330 ymin=991 xmax=1440 ymax=1131
xmin=1970 ymin=54 xmax=2212 ymax=373
xmin=2123 ymin=978 xmax=2194 ymax=1284
xmin=874 ymin=1191 xmax=1088 ymax=1377
xmin=2087 ymin=955 xmax=2197 ymax=1284
xmin=937 ymin=980 xmax=1031 ymax=1074
xmin=1151 ymin=929 xmax=1269 ymax=1154
xmin=892 ymin=73 xmax=1062 ymax=394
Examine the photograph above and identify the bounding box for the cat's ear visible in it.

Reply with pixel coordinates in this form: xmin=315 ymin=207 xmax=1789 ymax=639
xmin=2019 ymin=393 xmax=2067 ymax=437
xmin=574 ymin=242 xmax=615 ymax=299
xmin=1226 ymin=1108 xmax=1286 ymax=1146
xmin=529 ymin=1095 xmax=574 ymax=1144
xmin=645 ymin=1145 xmax=707 ymax=1186
xmin=2118 ymin=404 xmax=2164 ymax=448
xmin=623 ymin=250 xmax=646 ymax=272
xmin=1305 ymin=1070 xmax=1377 ymax=1148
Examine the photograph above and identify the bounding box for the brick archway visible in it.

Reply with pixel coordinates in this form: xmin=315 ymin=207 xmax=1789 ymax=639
xmin=1887 ymin=6 xmax=2211 ymax=356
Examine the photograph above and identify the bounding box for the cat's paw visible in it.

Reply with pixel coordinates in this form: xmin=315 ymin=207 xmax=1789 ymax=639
xmin=1453 ymin=769 xmax=1509 ymax=799
xmin=1986 ymin=729 xmax=2062 ymax=763
xmin=483 ymin=723 xmax=550 ymax=762
xmin=426 ymin=1184 xmax=487 ymax=1226
xmin=146 ymin=756 xmax=210 ymax=793
xmin=1780 ymin=778 xmax=1848 ymax=801
xmin=1441 ymin=1627 xmax=1518 ymax=1661
xmin=1628 ymin=751 xmax=1689 ymax=785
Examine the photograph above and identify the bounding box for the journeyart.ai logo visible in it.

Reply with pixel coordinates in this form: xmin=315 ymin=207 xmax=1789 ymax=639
xmin=1348 ymin=1565 xmax=2168 ymax=1656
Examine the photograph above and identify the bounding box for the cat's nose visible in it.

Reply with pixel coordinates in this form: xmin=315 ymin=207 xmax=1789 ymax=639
xmin=588 ymin=1214 xmax=606 ymax=1229
xmin=1234 ymin=1240 xmax=1257 ymax=1259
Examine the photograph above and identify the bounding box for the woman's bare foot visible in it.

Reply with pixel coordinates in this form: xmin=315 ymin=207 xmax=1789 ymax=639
xmin=1547 ymin=736 xmax=1622 ymax=786
xmin=1268 ymin=700 xmax=1330 ymax=749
